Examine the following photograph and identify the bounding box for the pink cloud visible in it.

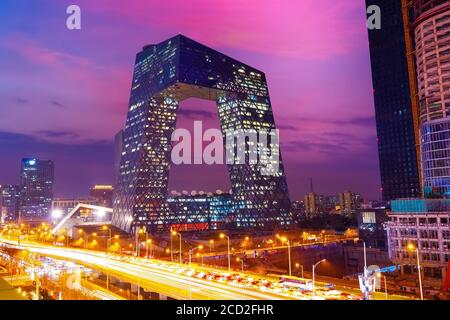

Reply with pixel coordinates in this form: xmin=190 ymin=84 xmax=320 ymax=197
xmin=74 ymin=0 xmax=366 ymax=60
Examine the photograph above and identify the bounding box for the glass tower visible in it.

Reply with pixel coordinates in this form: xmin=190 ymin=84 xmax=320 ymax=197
xmin=113 ymin=35 xmax=291 ymax=234
xmin=367 ymin=0 xmax=422 ymax=201
xmin=19 ymin=158 xmax=54 ymax=220
xmin=412 ymin=0 xmax=450 ymax=196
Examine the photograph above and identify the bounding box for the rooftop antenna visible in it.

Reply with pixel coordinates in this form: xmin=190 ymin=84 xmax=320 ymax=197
xmin=310 ymin=177 xmax=314 ymax=193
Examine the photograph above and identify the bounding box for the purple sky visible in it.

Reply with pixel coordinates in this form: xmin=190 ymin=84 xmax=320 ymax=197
xmin=0 ymin=0 xmax=381 ymax=201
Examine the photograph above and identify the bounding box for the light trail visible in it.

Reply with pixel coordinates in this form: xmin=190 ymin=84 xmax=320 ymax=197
xmin=2 ymin=240 xmax=286 ymax=300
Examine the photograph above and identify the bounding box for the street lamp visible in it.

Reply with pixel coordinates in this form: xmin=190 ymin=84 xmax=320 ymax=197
xmin=407 ymin=243 xmax=423 ymax=300
xmin=295 ymin=263 xmax=304 ymax=278
xmin=51 ymin=209 xmax=63 ymax=220
xmin=220 ymin=233 xmax=231 ymax=273
xmin=172 ymin=231 xmax=182 ymax=264
xmin=209 ymin=240 xmax=214 ymax=253
xmin=312 ymin=259 xmax=327 ymax=299
xmin=135 ymin=228 xmax=144 ymax=257
xmin=236 ymin=257 xmax=244 ymax=274
xmin=101 ymin=225 xmax=118 ymax=291
xmin=278 ymin=236 xmax=292 ymax=276
xmin=170 ymin=228 xmax=174 ymax=262
xmin=189 ymin=245 xmax=203 ymax=267
xmin=146 ymin=239 xmax=152 ymax=258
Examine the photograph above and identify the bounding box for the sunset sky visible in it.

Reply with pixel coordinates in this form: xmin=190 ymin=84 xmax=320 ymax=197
xmin=0 ymin=0 xmax=381 ymax=201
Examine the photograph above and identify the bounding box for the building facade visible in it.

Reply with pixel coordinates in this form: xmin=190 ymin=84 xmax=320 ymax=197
xmin=89 ymin=185 xmax=114 ymax=208
xmin=339 ymin=191 xmax=364 ymax=216
xmin=166 ymin=192 xmax=235 ymax=231
xmin=113 ymin=35 xmax=291 ymax=234
xmin=51 ymin=198 xmax=100 ymax=216
xmin=19 ymin=158 xmax=54 ymax=221
xmin=0 ymin=184 xmax=20 ymax=223
xmin=304 ymin=192 xmax=324 ymax=217
xmin=367 ymin=0 xmax=422 ymax=201
xmin=387 ymin=199 xmax=450 ymax=285
xmin=411 ymin=0 xmax=450 ymax=195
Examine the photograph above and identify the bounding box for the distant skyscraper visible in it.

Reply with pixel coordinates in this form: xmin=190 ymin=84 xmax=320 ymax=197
xmin=19 ymin=158 xmax=54 ymax=221
xmin=0 ymin=184 xmax=20 ymax=223
xmin=304 ymin=192 xmax=325 ymax=217
xmin=338 ymin=191 xmax=364 ymax=216
xmin=367 ymin=0 xmax=422 ymax=201
xmin=113 ymin=35 xmax=291 ymax=234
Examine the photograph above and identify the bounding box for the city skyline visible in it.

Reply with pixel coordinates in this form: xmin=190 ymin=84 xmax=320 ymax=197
xmin=0 ymin=0 xmax=381 ymax=201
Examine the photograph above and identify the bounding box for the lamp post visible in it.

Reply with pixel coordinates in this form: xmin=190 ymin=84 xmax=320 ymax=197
xmin=209 ymin=240 xmax=214 ymax=253
xmin=278 ymin=236 xmax=292 ymax=276
xmin=170 ymin=228 xmax=174 ymax=262
xmin=220 ymin=233 xmax=231 ymax=273
xmin=407 ymin=243 xmax=423 ymax=300
xmin=135 ymin=227 xmax=144 ymax=257
xmin=173 ymin=231 xmax=182 ymax=264
xmin=146 ymin=238 xmax=152 ymax=258
xmin=236 ymin=257 xmax=244 ymax=274
xmin=312 ymin=259 xmax=326 ymax=299
xmin=295 ymin=263 xmax=304 ymax=278
xmin=189 ymin=245 xmax=203 ymax=267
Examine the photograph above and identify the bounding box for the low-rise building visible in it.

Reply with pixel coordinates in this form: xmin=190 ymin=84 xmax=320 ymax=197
xmin=387 ymin=199 xmax=450 ymax=289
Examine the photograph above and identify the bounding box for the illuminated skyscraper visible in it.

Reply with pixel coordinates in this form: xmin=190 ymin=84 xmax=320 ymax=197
xmin=411 ymin=0 xmax=450 ymax=196
xmin=19 ymin=158 xmax=54 ymax=221
xmin=113 ymin=35 xmax=291 ymax=234
xmin=367 ymin=0 xmax=422 ymax=202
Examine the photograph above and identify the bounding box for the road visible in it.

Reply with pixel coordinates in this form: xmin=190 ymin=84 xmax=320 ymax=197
xmin=0 ymin=238 xmax=412 ymax=300
xmin=1 ymin=240 xmax=287 ymax=300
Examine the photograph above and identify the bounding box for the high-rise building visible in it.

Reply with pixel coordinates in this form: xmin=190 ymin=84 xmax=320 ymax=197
xmin=19 ymin=158 xmax=54 ymax=221
xmin=113 ymin=35 xmax=291 ymax=234
xmin=0 ymin=184 xmax=20 ymax=223
xmin=367 ymin=0 xmax=422 ymax=201
xmin=89 ymin=185 xmax=114 ymax=208
xmin=410 ymin=0 xmax=450 ymax=196
xmin=338 ymin=191 xmax=364 ymax=216
xmin=304 ymin=192 xmax=325 ymax=217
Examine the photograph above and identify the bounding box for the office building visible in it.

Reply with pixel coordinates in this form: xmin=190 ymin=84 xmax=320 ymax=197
xmin=366 ymin=0 xmax=422 ymax=201
xmin=19 ymin=158 xmax=54 ymax=221
xmin=89 ymin=185 xmax=114 ymax=208
xmin=0 ymin=184 xmax=20 ymax=223
xmin=411 ymin=0 xmax=450 ymax=196
xmin=339 ymin=191 xmax=364 ymax=216
xmin=113 ymin=35 xmax=291 ymax=234
xmin=387 ymin=199 xmax=450 ymax=287
xmin=166 ymin=191 xmax=235 ymax=231
xmin=51 ymin=198 xmax=100 ymax=216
